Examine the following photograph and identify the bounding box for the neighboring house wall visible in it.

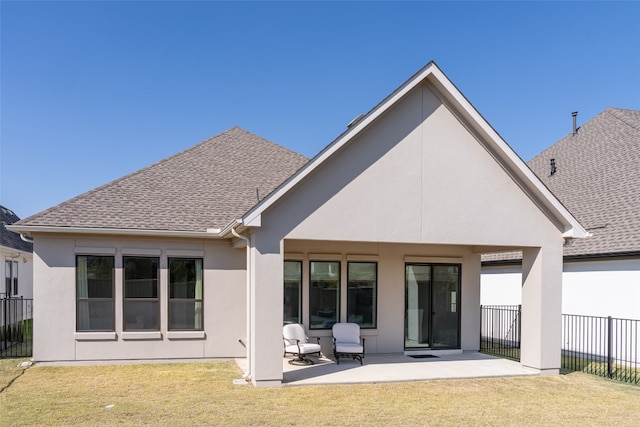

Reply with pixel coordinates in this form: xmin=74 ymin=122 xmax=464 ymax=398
xmin=1 ymin=205 xmax=34 ymax=299
xmin=481 ymin=259 xmax=640 ymax=320
xmin=480 ymin=265 xmax=522 ymax=306
xmin=563 ymin=258 xmax=640 ymax=319
xmin=31 ymin=234 xmax=246 ymax=362
xmin=1 ymin=247 xmax=33 ymax=299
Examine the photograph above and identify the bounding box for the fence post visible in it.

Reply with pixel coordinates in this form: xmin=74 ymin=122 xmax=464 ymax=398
xmin=607 ymin=316 xmax=613 ymax=379
xmin=2 ymin=297 xmax=6 ymax=352
xmin=517 ymin=305 xmax=522 ymax=349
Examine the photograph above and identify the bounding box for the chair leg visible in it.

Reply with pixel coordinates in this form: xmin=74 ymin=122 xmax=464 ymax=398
xmin=288 ymin=354 xmax=314 ymax=365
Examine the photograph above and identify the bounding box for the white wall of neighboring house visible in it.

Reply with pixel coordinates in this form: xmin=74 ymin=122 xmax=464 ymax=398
xmin=563 ymin=258 xmax=640 ymax=319
xmin=1 ymin=246 xmax=34 ymax=300
xmin=481 ymin=258 xmax=640 ymax=320
xmin=480 ymin=265 xmax=522 ymax=306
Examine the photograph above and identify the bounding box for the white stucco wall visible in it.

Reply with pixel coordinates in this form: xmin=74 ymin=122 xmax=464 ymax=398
xmin=266 ymin=83 xmax=562 ymax=248
xmin=32 ymin=234 xmax=247 ymax=362
xmin=481 ymin=258 xmax=640 ymax=320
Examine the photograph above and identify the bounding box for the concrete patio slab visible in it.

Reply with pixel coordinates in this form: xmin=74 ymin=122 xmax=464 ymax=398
xmin=236 ymin=352 xmax=540 ymax=386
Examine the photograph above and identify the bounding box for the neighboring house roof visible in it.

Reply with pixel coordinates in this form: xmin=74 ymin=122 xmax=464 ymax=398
xmin=0 ymin=206 xmax=33 ymax=252
xmin=13 ymin=127 xmax=309 ymax=233
xmin=484 ymin=107 xmax=640 ymax=263
xmin=530 ymin=108 xmax=640 ymax=257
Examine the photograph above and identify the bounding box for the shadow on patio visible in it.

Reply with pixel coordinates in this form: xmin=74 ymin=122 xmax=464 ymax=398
xmin=281 ymin=352 xmax=539 ymax=386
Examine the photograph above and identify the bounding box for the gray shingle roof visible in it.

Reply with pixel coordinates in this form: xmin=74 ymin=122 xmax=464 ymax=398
xmin=16 ymin=127 xmax=309 ymax=232
xmin=485 ymin=107 xmax=640 ymax=262
xmin=0 ymin=206 xmax=33 ymax=252
xmin=529 ymin=108 xmax=640 ymax=257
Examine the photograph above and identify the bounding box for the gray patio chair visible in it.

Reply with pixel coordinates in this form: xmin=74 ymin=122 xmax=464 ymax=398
xmin=332 ymin=322 xmax=365 ymax=365
xmin=283 ymin=323 xmax=322 ymax=365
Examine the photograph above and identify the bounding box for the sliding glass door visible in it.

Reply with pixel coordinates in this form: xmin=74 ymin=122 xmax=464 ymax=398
xmin=405 ymin=264 xmax=460 ymax=349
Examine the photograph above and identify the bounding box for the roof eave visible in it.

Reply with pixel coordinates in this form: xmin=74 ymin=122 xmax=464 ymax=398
xmin=6 ymin=224 xmax=228 ymax=240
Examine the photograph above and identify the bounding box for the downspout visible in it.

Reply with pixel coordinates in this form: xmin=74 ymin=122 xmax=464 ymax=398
xmin=19 ymin=233 xmax=34 ymax=244
xmin=231 ymin=226 xmax=252 ymax=380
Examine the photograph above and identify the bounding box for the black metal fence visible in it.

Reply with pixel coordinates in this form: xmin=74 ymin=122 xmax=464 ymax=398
xmin=480 ymin=305 xmax=639 ymax=385
xmin=1 ymin=297 xmax=33 ymax=358
xmin=480 ymin=305 xmax=521 ymax=361
xmin=562 ymin=314 xmax=638 ymax=385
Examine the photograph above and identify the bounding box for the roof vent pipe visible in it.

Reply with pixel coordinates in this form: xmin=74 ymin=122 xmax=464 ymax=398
xmin=572 ymin=111 xmax=578 ymax=136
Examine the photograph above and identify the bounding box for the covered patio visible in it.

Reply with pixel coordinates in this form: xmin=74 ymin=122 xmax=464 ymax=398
xmin=238 ymin=352 xmax=539 ymax=386
xmin=237 ymin=63 xmax=588 ymax=386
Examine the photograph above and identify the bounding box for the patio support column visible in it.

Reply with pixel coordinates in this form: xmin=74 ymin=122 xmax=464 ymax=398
xmin=520 ymin=242 xmax=563 ymax=375
xmin=249 ymin=232 xmax=284 ymax=387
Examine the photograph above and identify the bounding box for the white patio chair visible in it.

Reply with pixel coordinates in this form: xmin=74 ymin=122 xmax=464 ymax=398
xmin=283 ymin=323 xmax=322 ymax=365
xmin=332 ymin=322 xmax=365 ymax=365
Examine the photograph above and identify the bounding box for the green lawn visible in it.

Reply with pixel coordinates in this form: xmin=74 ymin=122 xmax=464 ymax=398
xmin=1 ymin=358 xmax=639 ymax=426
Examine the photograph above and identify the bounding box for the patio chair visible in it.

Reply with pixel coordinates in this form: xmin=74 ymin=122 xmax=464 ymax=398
xmin=283 ymin=323 xmax=322 ymax=365
xmin=332 ymin=322 xmax=365 ymax=365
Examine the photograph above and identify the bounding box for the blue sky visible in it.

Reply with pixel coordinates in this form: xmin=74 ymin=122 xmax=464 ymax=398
xmin=1 ymin=1 xmax=639 ymax=219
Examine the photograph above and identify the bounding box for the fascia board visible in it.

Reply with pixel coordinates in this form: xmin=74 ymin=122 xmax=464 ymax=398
xmin=6 ymin=224 xmax=227 ymax=239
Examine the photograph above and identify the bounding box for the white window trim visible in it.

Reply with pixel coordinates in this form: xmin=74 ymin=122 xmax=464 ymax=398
xmin=122 ymin=248 xmax=162 ymax=256
xmin=75 ymin=332 xmax=117 ymax=341
xmin=121 ymin=331 xmax=163 ymax=340
xmin=166 ymin=331 xmax=206 ymax=340
xmin=404 ymin=256 xmax=463 ymax=264
xmin=74 ymin=247 xmax=116 ymax=255
xmin=166 ymin=249 xmax=204 ymax=257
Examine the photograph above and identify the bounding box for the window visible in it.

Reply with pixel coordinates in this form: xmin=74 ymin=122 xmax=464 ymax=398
xmin=168 ymin=258 xmax=203 ymax=331
xmin=347 ymin=262 xmax=377 ymax=328
xmin=123 ymin=257 xmax=159 ymax=331
xmin=76 ymin=255 xmax=114 ymax=331
xmin=283 ymin=260 xmax=302 ymax=324
xmin=12 ymin=261 xmax=18 ymax=295
xmin=4 ymin=260 xmax=11 ymax=296
xmin=5 ymin=260 xmax=18 ymax=297
xmin=309 ymin=261 xmax=339 ymax=329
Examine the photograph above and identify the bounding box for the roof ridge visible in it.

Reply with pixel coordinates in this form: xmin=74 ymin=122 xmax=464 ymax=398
xmin=604 ymin=107 xmax=640 ymax=131
xmin=526 ymin=107 xmax=640 ymax=165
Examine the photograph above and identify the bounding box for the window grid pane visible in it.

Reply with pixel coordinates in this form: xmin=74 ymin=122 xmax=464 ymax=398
xmin=309 ymin=261 xmax=339 ymax=330
xmin=5 ymin=260 xmax=11 ymax=296
xmin=12 ymin=261 xmax=18 ymax=295
xmin=124 ymin=257 xmax=159 ymax=331
xmin=168 ymin=258 xmax=203 ymax=331
xmin=283 ymin=260 xmax=302 ymax=324
xmin=76 ymin=255 xmax=114 ymax=332
xmin=347 ymin=262 xmax=377 ymax=328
